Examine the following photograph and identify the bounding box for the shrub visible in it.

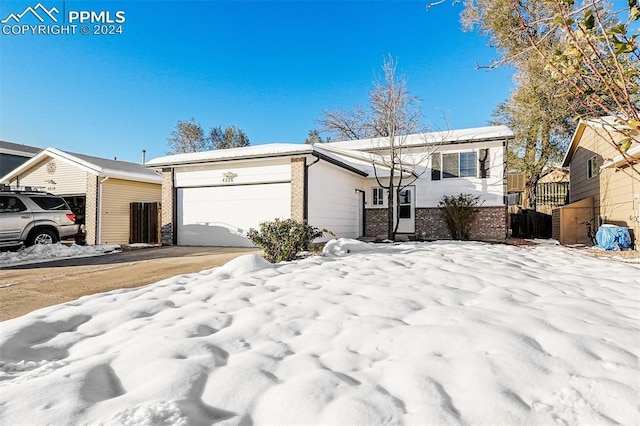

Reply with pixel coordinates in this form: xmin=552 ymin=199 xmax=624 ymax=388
xmin=247 ymin=218 xmax=325 ymax=263
xmin=439 ymin=193 xmax=483 ymax=240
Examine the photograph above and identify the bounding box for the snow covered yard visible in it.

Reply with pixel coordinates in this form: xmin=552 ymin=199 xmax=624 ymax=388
xmin=0 ymin=240 xmax=638 ymax=425
xmin=0 ymin=243 xmax=121 ymax=268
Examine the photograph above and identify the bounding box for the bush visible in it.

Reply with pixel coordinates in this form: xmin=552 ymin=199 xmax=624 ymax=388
xmin=247 ymin=218 xmax=325 ymax=263
xmin=439 ymin=194 xmax=483 ymax=240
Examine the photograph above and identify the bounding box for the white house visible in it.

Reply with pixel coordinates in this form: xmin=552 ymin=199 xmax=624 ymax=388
xmin=147 ymin=125 xmax=513 ymax=247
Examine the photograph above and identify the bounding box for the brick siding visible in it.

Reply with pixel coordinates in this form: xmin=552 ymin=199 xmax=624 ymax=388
xmin=365 ymin=208 xmax=388 ymax=238
xmin=85 ymin=174 xmax=98 ymax=245
xmin=161 ymin=168 xmax=174 ymax=245
xmin=290 ymin=158 xmax=305 ymax=221
xmin=366 ymin=206 xmax=507 ymax=241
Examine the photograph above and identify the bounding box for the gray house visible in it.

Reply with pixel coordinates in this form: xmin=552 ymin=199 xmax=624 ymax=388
xmin=0 ymin=141 xmax=42 ymax=177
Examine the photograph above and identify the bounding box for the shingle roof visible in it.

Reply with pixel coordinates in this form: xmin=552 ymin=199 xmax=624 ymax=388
xmin=0 ymin=147 xmax=161 ymax=184
xmin=0 ymin=141 xmax=42 ymax=156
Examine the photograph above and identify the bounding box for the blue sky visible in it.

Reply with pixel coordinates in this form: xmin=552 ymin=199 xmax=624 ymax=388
xmin=0 ymin=1 xmax=513 ymax=163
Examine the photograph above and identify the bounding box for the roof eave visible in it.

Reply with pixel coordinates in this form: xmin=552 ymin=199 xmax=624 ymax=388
xmin=561 ymin=122 xmax=586 ymax=167
xmin=146 ymin=148 xmax=314 ymax=168
xmin=600 ymin=146 xmax=640 ymax=169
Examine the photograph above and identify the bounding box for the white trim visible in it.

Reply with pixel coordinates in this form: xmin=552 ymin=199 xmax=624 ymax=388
xmin=600 ymin=145 xmax=640 ymax=169
xmin=96 ymin=176 xmax=109 ymax=245
xmin=1 ymin=147 xmax=161 ymax=184
xmin=147 ymin=144 xmax=313 ymax=167
xmin=0 ymin=148 xmax=37 ymax=157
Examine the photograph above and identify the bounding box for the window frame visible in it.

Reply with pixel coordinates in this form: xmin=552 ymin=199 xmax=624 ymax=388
xmin=443 ymin=152 xmax=459 ymax=178
xmin=398 ymin=188 xmax=412 ymax=219
xmin=372 ymin=187 xmax=385 ymax=206
xmin=442 ymin=151 xmax=479 ymax=179
xmin=459 ymin=152 xmax=477 ymax=177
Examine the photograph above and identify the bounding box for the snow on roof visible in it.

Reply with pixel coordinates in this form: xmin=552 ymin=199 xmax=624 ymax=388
xmin=0 ymin=147 xmax=161 ymax=184
xmin=323 ymin=125 xmax=514 ymax=151
xmin=145 ymin=125 xmax=512 ymax=175
xmin=314 ymin=144 xmax=416 ymax=178
xmin=146 ymin=144 xmax=314 ymax=167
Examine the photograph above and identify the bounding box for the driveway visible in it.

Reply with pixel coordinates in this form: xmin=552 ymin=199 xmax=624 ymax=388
xmin=0 ymin=246 xmax=258 ymax=322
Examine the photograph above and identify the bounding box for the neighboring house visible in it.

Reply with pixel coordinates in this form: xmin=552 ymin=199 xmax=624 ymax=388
xmin=147 ymin=125 xmax=513 ymax=247
xmin=1 ymin=148 xmax=162 ymax=245
xmin=0 ymin=141 xmax=42 ymax=177
xmin=555 ymin=117 xmax=640 ymax=248
xmin=507 ymin=168 xmax=569 ymax=215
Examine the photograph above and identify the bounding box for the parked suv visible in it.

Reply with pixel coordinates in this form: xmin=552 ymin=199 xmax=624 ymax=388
xmin=0 ymin=186 xmax=78 ymax=248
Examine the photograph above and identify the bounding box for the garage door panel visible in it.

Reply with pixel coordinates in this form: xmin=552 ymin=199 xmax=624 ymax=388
xmin=177 ymin=184 xmax=291 ymax=246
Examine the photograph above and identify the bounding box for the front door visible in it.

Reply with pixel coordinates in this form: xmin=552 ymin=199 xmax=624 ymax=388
xmin=395 ymin=186 xmax=415 ymax=234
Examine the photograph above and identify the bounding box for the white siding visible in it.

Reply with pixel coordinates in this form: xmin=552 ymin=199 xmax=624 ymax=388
xmin=308 ymin=161 xmax=366 ymax=239
xmin=421 ymin=142 xmax=504 ymax=207
xmin=174 ymin=159 xmax=291 ymax=187
xmin=177 ymin=183 xmax=291 ymax=247
xmin=8 ymin=158 xmax=88 ymax=195
xmin=364 ymin=142 xmax=505 ymax=208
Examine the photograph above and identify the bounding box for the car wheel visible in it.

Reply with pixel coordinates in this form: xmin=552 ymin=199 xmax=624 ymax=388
xmin=27 ymin=229 xmax=58 ymax=246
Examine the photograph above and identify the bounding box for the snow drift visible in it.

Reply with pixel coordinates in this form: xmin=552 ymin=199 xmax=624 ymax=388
xmin=0 ymin=240 xmax=638 ymax=425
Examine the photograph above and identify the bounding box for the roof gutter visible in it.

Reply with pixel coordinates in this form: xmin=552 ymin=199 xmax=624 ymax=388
xmin=304 ymin=156 xmax=321 ymax=221
xmin=311 ymin=151 xmax=369 ymax=177
xmin=146 ymin=151 xmax=313 ymax=168
xmin=96 ymin=176 xmax=109 ymax=245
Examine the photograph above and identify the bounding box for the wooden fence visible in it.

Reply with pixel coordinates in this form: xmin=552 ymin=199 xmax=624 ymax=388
xmin=510 ymin=209 xmax=552 ymax=239
xmin=130 ymin=202 xmax=159 ymax=244
xmin=536 ymin=182 xmax=569 ymax=214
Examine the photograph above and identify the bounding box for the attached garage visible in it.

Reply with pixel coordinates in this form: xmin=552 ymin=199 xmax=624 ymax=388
xmin=147 ymin=144 xmax=369 ymax=247
xmin=177 ymin=183 xmax=291 ymax=246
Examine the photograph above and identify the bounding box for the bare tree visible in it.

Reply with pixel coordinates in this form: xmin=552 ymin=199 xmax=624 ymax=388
xmin=167 ymin=120 xmax=250 ymax=153
xmin=321 ymin=56 xmax=439 ymax=239
xmin=460 ymin=0 xmax=639 ymax=179
xmin=167 ymin=118 xmax=207 ymax=154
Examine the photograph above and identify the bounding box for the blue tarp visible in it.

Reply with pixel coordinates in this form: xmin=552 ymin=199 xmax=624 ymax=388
xmin=595 ymin=225 xmax=632 ymax=250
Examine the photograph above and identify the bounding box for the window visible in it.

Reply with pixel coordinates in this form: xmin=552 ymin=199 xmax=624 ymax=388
xmin=372 ymin=188 xmax=384 ymax=206
xmin=398 ymin=189 xmax=412 ymax=218
xmin=431 ymin=153 xmax=441 ymax=180
xmin=0 ymin=196 xmax=27 ymax=213
xmin=587 ymin=156 xmax=598 ymax=179
xmin=443 ymin=152 xmax=479 ymax=178
xmin=478 ymin=148 xmax=490 ymax=178
xmin=29 ymin=196 xmax=68 ymax=211
xmin=460 ymin=152 xmax=477 ymax=177
xmin=443 ymin=153 xmax=459 ymax=178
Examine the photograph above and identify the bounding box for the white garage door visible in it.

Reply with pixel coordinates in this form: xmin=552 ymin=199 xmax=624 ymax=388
xmin=177 ymin=183 xmax=291 ymax=247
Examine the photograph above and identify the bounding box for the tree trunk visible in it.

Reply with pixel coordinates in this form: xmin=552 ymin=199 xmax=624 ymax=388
xmin=387 ymin=170 xmax=395 ymax=240
xmin=522 ymin=176 xmax=538 ymax=211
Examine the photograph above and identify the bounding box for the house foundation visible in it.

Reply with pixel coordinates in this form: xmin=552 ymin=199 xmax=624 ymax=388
xmin=365 ymin=206 xmax=507 ymax=241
